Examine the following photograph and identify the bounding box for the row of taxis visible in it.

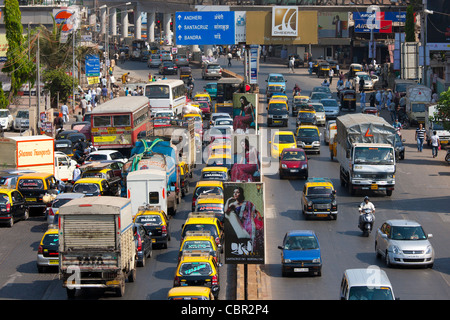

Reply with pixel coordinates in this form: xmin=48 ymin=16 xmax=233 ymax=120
xmin=168 ymin=125 xmax=233 ymax=300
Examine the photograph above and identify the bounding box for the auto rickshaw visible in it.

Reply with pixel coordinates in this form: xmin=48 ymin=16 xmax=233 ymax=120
xmin=71 ymin=121 xmax=91 ymax=141
xmin=55 ymin=139 xmax=74 ymax=157
xmin=317 ymin=61 xmax=331 ymax=78
xmin=179 ymin=66 xmax=192 ymax=83
xmin=330 ymin=133 xmax=337 ymax=161
xmin=340 ymin=89 xmax=357 ymax=111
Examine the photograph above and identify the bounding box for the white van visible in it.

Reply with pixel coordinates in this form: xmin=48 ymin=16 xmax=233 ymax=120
xmin=340 ymin=268 xmax=397 ymax=300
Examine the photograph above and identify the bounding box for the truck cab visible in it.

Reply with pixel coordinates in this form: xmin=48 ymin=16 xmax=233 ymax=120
xmin=405 ymin=85 xmax=432 ymax=125
xmin=425 ymin=104 xmax=450 ymax=147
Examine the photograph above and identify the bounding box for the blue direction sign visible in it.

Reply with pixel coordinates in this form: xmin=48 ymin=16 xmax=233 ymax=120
xmin=85 ymin=54 xmax=100 ymax=77
xmin=175 ymin=11 xmax=235 ymax=45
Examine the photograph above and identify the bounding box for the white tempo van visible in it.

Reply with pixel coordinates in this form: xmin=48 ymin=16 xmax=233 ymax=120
xmin=340 ymin=268 xmax=397 ymax=300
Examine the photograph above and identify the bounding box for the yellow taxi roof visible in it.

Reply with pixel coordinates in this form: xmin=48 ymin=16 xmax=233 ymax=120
xmin=182 ymin=231 xmax=216 ymax=242
xmin=274 ymin=130 xmax=295 ymax=136
xmin=196 ymin=198 xmax=223 ymax=204
xmin=268 ymin=84 xmax=282 ymax=87
xmin=0 ymin=187 xmax=15 ymax=194
xmin=201 ymin=166 xmax=228 ymax=173
xmin=297 ymin=125 xmax=319 ymax=130
xmin=167 ymin=286 xmax=212 ymax=297
xmin=294 ymin=95 xmax=309 ymax=99
xmin=179 ymin=250 xmax=214 ymax=263
xmin=195 ymin=180 xmax=223 ymax=188
xmin=74 ymin=177 xmax=106 ymax=184
xmin=185 ymin=213 xmax=219 ymax=225
xmin=184 ymin=113 xmax=201 ymax=117
xmin=18 ymin=173 xmax=54 ymax=179
xmin=208 ymin=153 xmax=231 ymax=160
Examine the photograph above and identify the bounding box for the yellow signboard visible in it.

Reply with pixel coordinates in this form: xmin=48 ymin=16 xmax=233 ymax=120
xmin=87 ymin=76 xmax=99 ymax=85
xmin=246 ymin=11 xmax=318 ymax=45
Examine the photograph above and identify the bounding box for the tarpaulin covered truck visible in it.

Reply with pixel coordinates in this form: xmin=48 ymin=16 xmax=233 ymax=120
xmin=335 ymin=114 xmax=397 ymax=196
xmin=58 ymin=197 xmax=136 ymax=298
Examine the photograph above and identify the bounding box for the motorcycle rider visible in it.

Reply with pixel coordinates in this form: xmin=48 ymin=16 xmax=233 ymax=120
xmin=359 ymin=196 xmax=375 ymax=228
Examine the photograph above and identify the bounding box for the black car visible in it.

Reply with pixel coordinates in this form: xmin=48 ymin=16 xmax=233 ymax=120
xmin=394 ymin=134 xmax=405 ymax=161
xmin=267 ymin=101 xmax=289 ymax=127
xmin=296 ymin=126 xmax=321 ymax=154
xmin=159 ymin=61 xmax=178 ymax=75
xmin=296 ymin=111 xmax=317 ymax=127
xmin=133 ymin=223 xmax=153 ymax=267
xmin=0 ymin=188 xmax=29 ymax=227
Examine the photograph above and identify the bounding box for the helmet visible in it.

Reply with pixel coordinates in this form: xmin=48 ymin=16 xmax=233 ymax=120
xmin=364 ymin=196 xmax=370 ymax=201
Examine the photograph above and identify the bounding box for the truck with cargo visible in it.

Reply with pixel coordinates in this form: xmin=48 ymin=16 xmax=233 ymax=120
xmin=126 ymin=169 xmax=177 ymax=216
xmin=405 ymin=84 xmax=432 ymax=125
xmin=425 ymin=104 xmax=450 ymax=147
xmin=335 ymin=114 xmax=396 ymax=196
xmin=0 ymin=135 xmax=76 ymax=182
xmin=58 ymin=197 xmax=136 ymax=298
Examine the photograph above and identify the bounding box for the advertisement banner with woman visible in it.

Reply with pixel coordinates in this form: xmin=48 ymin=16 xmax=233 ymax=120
xmin=232 ymin=93 xmax=258 ymax=133
xmin=229 ymin=134 xmax=261 ymax=183
xmin=223 ymin=182 xmax=265 ymax=264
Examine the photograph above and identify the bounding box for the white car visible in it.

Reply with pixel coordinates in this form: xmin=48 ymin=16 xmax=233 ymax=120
xmin=85 ymin=150 xmax=128 ymax=164
xmin=324 ymin=120 xmax=337 ymax=145
xmin=14 ymin=110 xmax=29 ymax=131
xmin=213 ymin=117 xmax=233 ymax=129
xmin=0 ymin=109 xmax=14 ymax=131
xmin=309 ymin=103 xmax=326 ymax=126
xmin=153 ymin=110 xmax=175 ymax=119
xmin=353 ymin=72 xmax=374 ymax=91
xmin=210 ymin=112 xmax=231 ymax=125
xmin=375 ymin=219 xmax=434 ymax=268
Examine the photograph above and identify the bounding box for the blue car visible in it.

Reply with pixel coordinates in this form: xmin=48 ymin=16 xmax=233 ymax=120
xmin=278 ymin=230 xmax=322 ymax=277
xmin=266 ymin=73 xmax=287 ymax=92
xmin=203 ymin=82 xmax=217 ymax=100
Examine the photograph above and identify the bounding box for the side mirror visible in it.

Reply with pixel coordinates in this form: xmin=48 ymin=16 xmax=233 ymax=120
xmin=277 ymin=246 xmax=284 ymax=250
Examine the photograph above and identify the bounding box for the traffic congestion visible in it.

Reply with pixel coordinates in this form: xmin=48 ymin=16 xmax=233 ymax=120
xmin=0 ymin=39 xmax=449 ymax=304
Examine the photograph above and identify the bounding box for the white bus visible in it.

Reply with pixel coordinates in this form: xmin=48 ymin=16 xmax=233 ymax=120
xmin=145 ymin=80 xmax=186 ymax=116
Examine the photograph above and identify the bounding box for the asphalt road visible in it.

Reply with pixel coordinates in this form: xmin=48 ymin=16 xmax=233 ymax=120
xmin=0 ymin=55 xmax=448 ymax=301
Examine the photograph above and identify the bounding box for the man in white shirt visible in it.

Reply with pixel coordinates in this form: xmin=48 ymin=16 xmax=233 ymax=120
xmin=359 ymin=196 xmax=375 ymax=228
xmin=72 ymin=165 xmax=81 ymax=182
xmin=430 ymin=131 xmax=440 ymax=158
xmin=61 ymin=103 xmax=69 ymax=123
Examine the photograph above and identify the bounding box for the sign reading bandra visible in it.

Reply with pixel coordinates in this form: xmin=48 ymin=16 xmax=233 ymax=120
xmin=175 ymin=11 xmax=235 ymax=45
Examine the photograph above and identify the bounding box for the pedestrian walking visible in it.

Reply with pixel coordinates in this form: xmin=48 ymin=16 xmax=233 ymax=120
xmin=360 ymin=90 xmax=366 ymax=109
xmin=101 ymin=85 xmax=108 ymax=102
xmin=375 ymin=90 xmax=382 ymax=112
xmin=289 ymin=56 xmax=295 ymax=73
xmin=430 ymin=131 xmax=440 ymax=158
xmin=227 ymin=52 xmax=232 ymax=67
xmin=61 ymin=103 xmax=69 ymax=123
xmin=308 ymin=60 xmax=313 ymax=74
xmin=328 ymin=68 xmax=334 ymax=84
xmin=415 ymin=123 xmax=426 ymax=152
xmin=80 ymin=96 xmax=87 ymax=116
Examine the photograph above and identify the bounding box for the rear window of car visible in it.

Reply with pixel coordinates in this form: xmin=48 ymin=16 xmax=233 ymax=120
xmin=18 ymin=179 xmax=44 ymax=189
xmin=42 ymin=233 xmax=59 ymax=247
xmin=179 ymin=262 xmax=212 ymax=276
xmin=52 ymin=198 xmax=76 ymax=208
xmin=73 ymin=183 xmax=100 ymax=194
xmin=135 ymin=214 xmax=163 ymax=226
xmin=194 ymin=187 xmax=223 ymax=198
xmin=183 ymin=224 xmax=218 ymax=238
xmin=207 ymin=65 xmax=221 ymax=70
xmin=86 ymin=154 xmax=107 ymax=161
xmin=0 ymin=193 xmax=9 ymax=204
xmin=182 ymin=240 xmax=213 ymax=251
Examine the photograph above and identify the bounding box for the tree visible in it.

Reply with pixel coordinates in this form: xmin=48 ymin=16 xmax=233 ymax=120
xmin=1 ymin=0 xmax=35 ymax=104
xmin=433 ymin=88 xmax=450 ymax=131
xmin=43 ymin=69 xmax=78 ymax=108
xmin=405 ymin=5 xmax=415 ymax=42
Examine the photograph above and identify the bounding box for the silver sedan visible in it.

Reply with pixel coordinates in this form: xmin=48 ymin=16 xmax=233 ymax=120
xmin=375 ymin=219 xmax=434 ymax=268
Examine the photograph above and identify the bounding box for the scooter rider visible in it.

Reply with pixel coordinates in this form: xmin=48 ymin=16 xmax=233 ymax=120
xmin=359 ymin=196 xmax=375 ymax=227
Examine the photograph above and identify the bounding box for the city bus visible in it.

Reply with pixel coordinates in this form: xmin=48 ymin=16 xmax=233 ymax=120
xmin=90 ymin=96 xmax=151 ymax=153
xmin=145 ymin=79 xmax=186 ymax=116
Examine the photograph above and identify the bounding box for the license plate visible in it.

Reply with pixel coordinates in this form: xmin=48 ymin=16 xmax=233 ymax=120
xmin=316 ymin=214 xmax=328 ymax=217
xmin=441 ymin=140 xmax=448 ymax=144
xmin=294 ymin=268 xmax=309 ymax=272
xmin=371 ymin=184 xmax=378 ymax=190
xmin=26 ymin=198 xmax=36 ymax=202
xmin=152 ymin=239 xmax=156 ymax=243
xmin=49 ymin=260 xmax=58 ymax=265
xmin=273 ymin=120 xmax=282 ymax=124
xmin=290 ymin=169 xmax=298 ymax=172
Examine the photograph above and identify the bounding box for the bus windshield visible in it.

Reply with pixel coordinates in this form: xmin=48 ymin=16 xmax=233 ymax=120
xmin=145 ymin=85 xmax=170 ymax=99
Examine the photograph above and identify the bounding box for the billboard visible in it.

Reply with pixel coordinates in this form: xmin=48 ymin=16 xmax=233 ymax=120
xmin=246 ymin=11 xmax=318 ymax=45
xmin=272 ymin=6 xmax=298 ymax=37
xmin=53 ymin=6 xmax=80 ymax=43
xmin=427 ymin=0 xmax=450 ymax=50
xmin=223 ymin=182 xmax=265 ymax=264
xmin=318 ymin=12 xmax=349 ymax=38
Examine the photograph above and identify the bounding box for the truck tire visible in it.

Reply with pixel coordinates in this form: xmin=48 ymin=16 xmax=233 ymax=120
xmin=128 ymin=267 xmax=136 ymax=283
xmin=115 ymin=280 xmax=125 ymax=297
xmin=386 ymin=189 xmax=393 ymax=196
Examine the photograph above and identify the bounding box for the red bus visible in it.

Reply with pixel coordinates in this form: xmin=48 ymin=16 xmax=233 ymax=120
xmin=90 ymin=96 xmax=150 ymax=151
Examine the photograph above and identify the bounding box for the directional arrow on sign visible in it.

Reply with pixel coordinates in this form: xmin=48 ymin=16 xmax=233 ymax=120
xmin=178 ymin=24 xmax=182 ymax=30
xmin=178 ymin=35 xmax=182 ymax=40
xmin=177 ymin=14 xmax=181 ymax=20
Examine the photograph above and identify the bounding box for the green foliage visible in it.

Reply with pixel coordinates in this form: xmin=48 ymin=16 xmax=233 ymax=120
xmin=405 ymin=5 xmax=415 ymax=42
xmin=1 ymin=0 xmax=35 ymax=101
xmin=434 ymin=88 xmax=450 ymax=131
xmin=43 ymin=68 xmax=78 ymax=107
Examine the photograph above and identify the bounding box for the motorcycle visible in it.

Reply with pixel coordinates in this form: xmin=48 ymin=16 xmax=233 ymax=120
xmin=358 ymin=208 xmax=375 ymax=237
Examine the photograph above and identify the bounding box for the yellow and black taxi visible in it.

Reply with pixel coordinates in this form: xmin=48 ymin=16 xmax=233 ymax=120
xmin=296 ymin=125 xmax=321 ymax=154
xmin=173 ymin=251 xmax=220 ymax=298
xmin=134 ymin=207 xmax=171 ymax=249
xmin=72 ymin=177 xmax=118 ymax=197
xmin=192 ymin=180 xmax=224 ymax=212
xmin=200 ymin=166 xmax=229 ymax=182
xmin=292 ymin=95 xmax=310 ymax=117
xmin=301 ymin=177 xmax=338 ymax=220
xmin=270 ymin=130 xmax=297 ymax=158
xmin=80 ymin=162 xmax=122 ymax=195
xmin=206 ymin=153 xmax=232 ymax=171
xmin=194 ymin=192 xmax=225 ymax=222
xmin=178 ymin=161 xmax=190 ymax=197
xmin=181 ymin=212 xmax=224 ymax=252
xmin=266 ymin=84 xmax=285 ymax=102
xmin=0 ymin=187 xmax=29 ymax=227
xmin=296 ymin=109 xmax=317 ymax=128
xmin=16 ymin=173 xmax=59 ymax=213
xmin=167 ymin=286 xmax=215 ymax=300
xmin=36 ymin=226 xmax=59 ymax=273
xmin=178 ymin=230 xmax=220 ymax=263
xmin=267 ymin=98 xmax=289 ymax=127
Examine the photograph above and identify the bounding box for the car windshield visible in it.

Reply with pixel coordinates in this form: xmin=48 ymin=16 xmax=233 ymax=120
xmin=307 ymin=186 xmax=333 ymax=196
xmin=86 ymin=154 xmax=108 ymax=161
xmin=269 ymin=76 xmax=284 ymax=82
xmin=274 ymin=134 xmax=295 ymax=144
xmin=297 ymin=128 xmax=319 ymax=138
xmin=269 ymin=103 xmax=286 ymax=111
xmin=73 ymin=183 xmax=100 ymax=195
xmin=284 ymin=235 xmax=319 ymax=250
xmin=390 ymin=226 xmax=427 ymax=240
xmin=182 ymin=240 xmax=213 ymax=251
xmin=268 ymin=86 xmax=283 ymax=92
xmin=349 ymin=286 xmax=394 ymax=300
xmin=312 ymin=104 xmax=325 ymax=112
xmin=179 ymin=262 xmax=212 ymax=276
xmin=411 ymin=104 xmax=427 ymax=113
xmin=0 ymin=110 xmax=9 ymax=117
xmin=311 ymin=92 xmax=328 ymax=100
xmin=312 ymin=87 xmax=330 ymax=93
xmin=321 ymin=100 xmax=338 ymax=107
xmin=299 ymin=113 xmax=315 ymax=120
xmin=283 ymin=151 xmax=306 ymax=161
xmin=18 ymin=179 xmax=44 ymax=189
xmin=360 ymin=75 xmax=371 ymax=81
xmin=42 ymin=233 xmax=59 ymax=247
xmin=215 ymin=120 xmax=233 ymax=126
xmin=135 ymin=214 xmax=163 ymax=226
xmin=354 ymin=147 xmax=394 ymax=165
xmin=17 ymin=111 xmax=29 ymax=118
xmin=145 ymin=85 xmax=170 ymax=99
